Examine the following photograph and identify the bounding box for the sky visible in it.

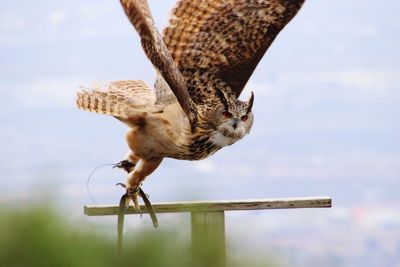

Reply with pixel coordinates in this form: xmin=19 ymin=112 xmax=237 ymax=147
xmin=0 ymin=0 xmax=399 ymax=266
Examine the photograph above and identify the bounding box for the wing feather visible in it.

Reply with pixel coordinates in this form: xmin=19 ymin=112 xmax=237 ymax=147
xmin=163 ymin=0 xmax=305 ymax=97
xmin=119 ymin=0 xmax=196 ymax=122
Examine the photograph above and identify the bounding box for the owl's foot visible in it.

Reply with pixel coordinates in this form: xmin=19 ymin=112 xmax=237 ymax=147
xmin=113 ymin=160 xmax=136 ymax=173
xmin=127 ymin=186 xmax=141 ymax=213
xmin=116 ymin=183 xmax=141 ymax=212
xmin=116 ymin=183 xmax=139 ymax=254
xmin=116 ymin=183 xmax=158 ymax=227
xmin=116 ymin=185 xmax=158 ymax=253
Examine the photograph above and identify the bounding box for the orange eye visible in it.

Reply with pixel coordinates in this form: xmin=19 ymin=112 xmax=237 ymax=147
xmin=223 ymin=111 xmax=232 ymax=118
xmin=241 ymin=115 xmax=248 ymax=121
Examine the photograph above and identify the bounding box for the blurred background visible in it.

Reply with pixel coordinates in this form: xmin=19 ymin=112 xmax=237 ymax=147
xmin=0 ymin=0 xmax=399 ymax=266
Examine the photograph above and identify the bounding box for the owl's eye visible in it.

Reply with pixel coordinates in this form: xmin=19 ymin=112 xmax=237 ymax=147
xmin=222 ymin=111 xmax=232 ymax=118
xmin=241 ymin=115 xmax=248 ymax=121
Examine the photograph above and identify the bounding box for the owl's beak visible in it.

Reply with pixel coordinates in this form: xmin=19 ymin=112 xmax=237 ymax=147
xmin=232 ymin=118 xmax=239 ymax=129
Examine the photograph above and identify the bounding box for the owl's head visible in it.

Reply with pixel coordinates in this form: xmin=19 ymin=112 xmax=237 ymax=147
xmin=209 ymin=90 xmax=254 ymax=147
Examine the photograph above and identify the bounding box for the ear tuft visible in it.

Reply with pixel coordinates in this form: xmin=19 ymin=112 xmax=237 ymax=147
xmin=247 ymin=91 xmax=254 ymax=112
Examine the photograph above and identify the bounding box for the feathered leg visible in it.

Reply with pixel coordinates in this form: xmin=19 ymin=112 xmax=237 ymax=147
xmin=125 ymin=158 xmax=162 ymax=211
xmin=116 ymin=156 xmax=161 ymax=252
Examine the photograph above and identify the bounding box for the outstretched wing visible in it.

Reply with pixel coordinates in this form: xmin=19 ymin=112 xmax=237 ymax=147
xmin=119 ymin=0 xmax=196 ymax=122
xmin=76 ymin=80 xmax=155 ymax=119
xmin=163 ymin=0 xmax=305 ymax=97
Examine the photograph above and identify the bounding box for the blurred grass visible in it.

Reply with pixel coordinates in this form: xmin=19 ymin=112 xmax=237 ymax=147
xmin=0 ymin=205 xmax=274 ymax=267
xmin=0 ymin=206 xmax=191 ymax=267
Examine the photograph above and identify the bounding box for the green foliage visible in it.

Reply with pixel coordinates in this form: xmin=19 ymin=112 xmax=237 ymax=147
xmin=0 ymin=206 xmax=190 ymax=267
xmin=0 ymin=206 xmax=273 ymax=267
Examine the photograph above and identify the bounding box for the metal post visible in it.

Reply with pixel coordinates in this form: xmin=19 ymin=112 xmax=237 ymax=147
xmin=191 ymin=211 xmax=226 ymax=267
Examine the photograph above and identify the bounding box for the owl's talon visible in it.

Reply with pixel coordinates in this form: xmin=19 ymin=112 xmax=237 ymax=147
xmin=127 ymin=186 xmax=141 ymax=212
xmin=116 ymin=184 xmax=157 ymax=227
xmin=115 ymin=183 xmax=140 ymax=211
xmin=113 ymin=160 xmax=136 ymax=173
xmin=116 ymin=182 xmax=126 ymax=188
xmin=127 ymin=186 xmax=140 ymax=195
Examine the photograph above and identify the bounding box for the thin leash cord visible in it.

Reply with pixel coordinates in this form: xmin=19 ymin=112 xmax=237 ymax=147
xmin=86 ymin=163 xmax=116 ymax=204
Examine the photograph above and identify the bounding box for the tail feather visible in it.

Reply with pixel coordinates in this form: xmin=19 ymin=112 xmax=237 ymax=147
xmin=76 ymin=80 xmax=156 ymax=118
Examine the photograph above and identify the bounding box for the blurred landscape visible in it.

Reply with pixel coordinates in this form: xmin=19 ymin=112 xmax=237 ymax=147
xmin=1 ymin=0 xmax=399 ymax=266
xmin=0 ymin=204 xmax=276 ymax=267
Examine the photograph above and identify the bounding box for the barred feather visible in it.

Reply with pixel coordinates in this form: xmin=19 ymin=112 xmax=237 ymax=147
xmin=120 ymin=0 xmax=195 ymax=122
xmin=163 ymin=0 xmax=305 ymax=97
xmin=76 ymin=80 xmax=155 ymax=119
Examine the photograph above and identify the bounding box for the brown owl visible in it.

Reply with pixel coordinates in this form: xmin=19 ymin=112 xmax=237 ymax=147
xmin=77 ymin=0 xmax=305 ymax=211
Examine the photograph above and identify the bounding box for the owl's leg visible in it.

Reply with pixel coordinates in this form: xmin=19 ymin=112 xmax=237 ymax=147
xmin=125 ymin=158 xmax=163 ymax=211
xmin=113 ymin=151 xmax=140 ymax=173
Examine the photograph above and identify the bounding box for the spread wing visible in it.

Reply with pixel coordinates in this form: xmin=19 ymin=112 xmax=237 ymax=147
xmin=76 ymin=80 xmax=155 ymax=119
xmin=119 ymin=0 xmax=196 ymax=122
xmin=163 ymin=0 xmax=305 ymax=97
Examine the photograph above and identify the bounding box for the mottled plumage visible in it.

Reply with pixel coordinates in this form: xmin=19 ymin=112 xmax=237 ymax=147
xmin=76 ymin=0 xmax=305 ymax=209
xmin=77 ymin=80 xmax=156 ymax=118
xmin=164 ymin=0 xmax=304 ymax=97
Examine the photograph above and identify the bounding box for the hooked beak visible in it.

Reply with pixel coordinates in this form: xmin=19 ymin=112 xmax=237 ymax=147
xmin=232 ymin=118 xmax=239 ymax=129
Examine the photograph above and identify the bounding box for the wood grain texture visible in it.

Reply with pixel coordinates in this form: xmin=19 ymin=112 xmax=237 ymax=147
xmin=191 ymin=211 xmax=226 ymax=267
xmin=84 ymin=196 xmax=332 ymax=216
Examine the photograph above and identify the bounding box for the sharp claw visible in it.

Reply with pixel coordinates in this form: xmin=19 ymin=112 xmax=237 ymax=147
xmin=113 ymin=161 xmax=125 ymax=169
xmin=113 ymin=160 xmax=136 ymax=173
xmin=123 ymin=186 xmax=140 ymax=213
xmin=117 ymin=185 xmax=157 ymax=227
xmin=127 ymin=186 xmax=140 ymax=195
xmin=116 ymin=183 xmax=126 ymax=188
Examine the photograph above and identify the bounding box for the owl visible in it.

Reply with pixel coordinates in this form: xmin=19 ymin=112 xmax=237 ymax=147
xmin=76 ymin=0 xmax=305 ymax=211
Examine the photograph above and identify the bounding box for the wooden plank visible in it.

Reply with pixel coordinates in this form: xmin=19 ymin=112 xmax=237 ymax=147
xmin=84 ymin=196 xmax=331 ymax=216
xmin=191 ymin=211 xmax=226 ymax=267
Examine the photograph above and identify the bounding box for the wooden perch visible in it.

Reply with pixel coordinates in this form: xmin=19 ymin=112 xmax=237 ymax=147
xmin=84 ymin=196 xmax=331 ymax=267
xmin=84 ymin=196 xmax=331 ymax=216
